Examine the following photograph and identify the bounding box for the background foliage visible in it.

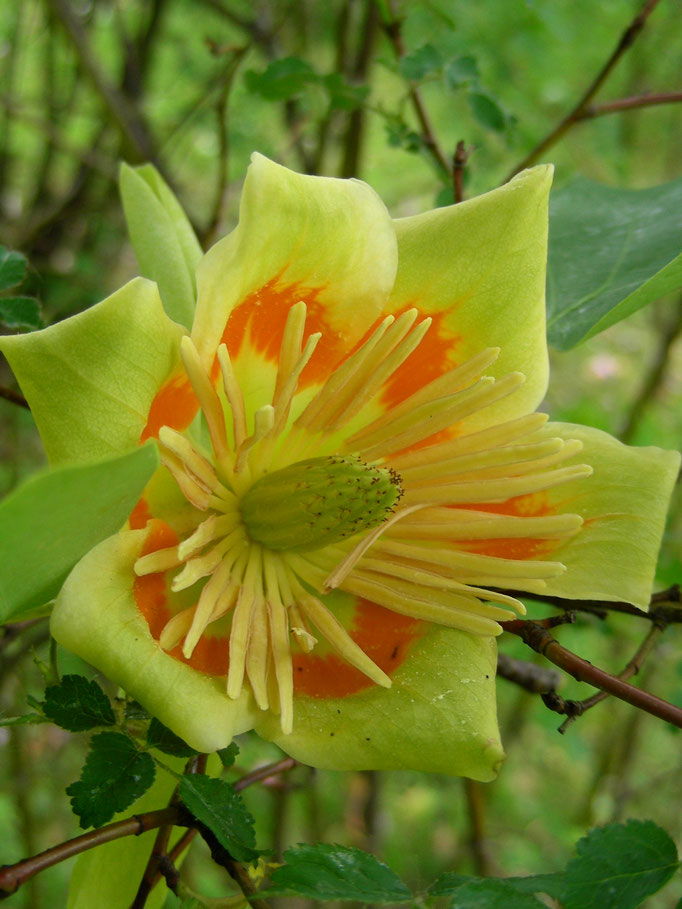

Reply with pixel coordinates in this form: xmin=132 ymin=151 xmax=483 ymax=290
xmin=1 ymin=1 xmax=681 ymax=907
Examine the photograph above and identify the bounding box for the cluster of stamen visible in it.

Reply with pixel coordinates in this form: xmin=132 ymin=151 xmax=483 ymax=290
xmin=134 ymin=302 xmax=591 ymax=733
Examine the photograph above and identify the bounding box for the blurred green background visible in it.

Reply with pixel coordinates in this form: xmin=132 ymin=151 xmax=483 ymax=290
xmin=1 ymin=0 xmax=681 ymax=906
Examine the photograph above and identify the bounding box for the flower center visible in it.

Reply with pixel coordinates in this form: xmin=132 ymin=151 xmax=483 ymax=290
xmin=134 ymin=300 xmax=591 ymax=734
xmin=240 ymin=455 xmax=403 ymax=551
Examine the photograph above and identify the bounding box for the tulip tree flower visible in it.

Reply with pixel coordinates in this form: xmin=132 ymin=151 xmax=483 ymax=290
xmin=1 ymin=155 xmax=678 ymax=781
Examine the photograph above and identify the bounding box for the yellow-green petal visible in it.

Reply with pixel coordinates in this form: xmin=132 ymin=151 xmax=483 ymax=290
xmin=120 ymin=162 xmax=202 ymax=329
xmin=51 ymin=531 xmax=259 ymax=752
xmin=535 ymin=423 xmax=680 ymax=607
xmin=255 ymin=625 xmax=503 ymax=780
xmin=191 ymin=154 xmax=398 ymax=420
xmin=0 ymin=279 xmax=184 ymax=464
xmin=385 ymin=166 xmax=552 ymax=424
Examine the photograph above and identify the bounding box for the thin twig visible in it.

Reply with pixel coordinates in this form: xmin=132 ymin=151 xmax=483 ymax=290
xmin=579 ymin=90 xmax=682 ymax=119
xmin=501 ymin=585 xmax=682 ymax=625
xmin=146 ymin=757 xmax=298 ymax=894
xmin=452 ymin=140 xmax=473 ymax=203
xmin=506 ymin=0 xmax=662 ymax=179
xmin=45 ymin=0 xmax=160 ymax=168
xmin=201 ymin=47 xmax=248 ymax=248
xmin=0 ymin=96 xmax=115 ymax=179
xmin=339 ymin=0 xmax=380 ymax=178
xmin=497 ymin=652 xmax=561 ymax=694
xmin=501 ymin=618 xmax=682 ymax=728
xmin=550 ymin=623 xmax=664 ymax=733
xmin=0 ymin=807 xmax=183 ymax=898
xmin=380 ymin=0 xmax=450 ymax=174
xmin=0 ymin=386 xmax=29 ymax=409
xmin=233 ymin=756 xmax=298 ymax=792
xmin=463 ymin=779 xmax=492 ymax=876
xmin=619 ymin=296 xmax=682 ymax=443
xmin=130 ymin=753 xmax=206 ymax=909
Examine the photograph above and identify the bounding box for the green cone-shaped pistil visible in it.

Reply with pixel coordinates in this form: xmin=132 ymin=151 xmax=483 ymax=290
xmin=240 ymin=456 xmax=403 ymax=552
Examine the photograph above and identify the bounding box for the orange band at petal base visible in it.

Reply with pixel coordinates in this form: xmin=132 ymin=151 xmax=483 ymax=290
xmin=133 ymin=521 xmax=421 ymax=698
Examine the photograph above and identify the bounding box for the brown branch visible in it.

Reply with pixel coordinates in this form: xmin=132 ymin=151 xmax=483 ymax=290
xmin=146 ymin=757 xmax=298 ymax=896
xmin=549 ymin=623 xmax=664 ymax=733
xmin=502 ymin=584 xmax=682 ymax=625
xmin=579 ymin=90 xmax=682 ymax=119
xmin=0 ymin=386 xmax=29 ymax=409
xmin=45 ymin=0 xmax=160 ymax=168
xmin=452 ymin=140 xmax=472 ymax=204
xmin=381 ymin=0 xmax=450 ymax=174
xmin=501 ymin=618 xmax=682 ymax=728
xmin=0 ymin=807 xmax=183 ymax=899
xmin=497 ymin=652 xmax=561 ymax=694
xmin=506 ymin=0 xmax=662 ymax=179
xmin=233 ymin=756 xmax=298 ymax=792
xmin=619 ymin=296 xmax=682 ymax=443
xmin=130 ymin=753 xmax=208 ymax=909
xmin=201 ymin=47 xmax=248 ymax=248
xmin=339 ymin=0 xmax=380 ymax=178
xmin=0 ymin=96 xmax=114 ymax=179
xmin=463 ymin=779 xmax=492 ymax=877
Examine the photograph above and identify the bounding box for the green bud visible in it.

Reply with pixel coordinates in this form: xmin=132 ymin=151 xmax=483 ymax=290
xmin=240 ymin=456 xmax=403 ymax=552
xmin=119 ymin=162 xmax=202 ymax=329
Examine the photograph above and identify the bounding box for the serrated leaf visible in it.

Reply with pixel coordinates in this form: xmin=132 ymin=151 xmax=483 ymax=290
xmin=244 ymin=57 xmax=317 ymax=100
xmin=384 ymin=119 xmax=423 ymax=153
xmin=125 ymin=700 xmax=150 ymax=723
xmin=146 ymin=717 xmax=197 ymax=757
xmin=217 ymin=742 xmax=240 ymax=767
xmin=0 ymin=443 xmax=158 ymax=622
xmin=321 ymin=72 xmax=369 ymax=111
xmin=399 ymin=43 xmax=442 ymax=81
xmin=267 ymin=844 xmax=412 ymax=902
xmin=179 ymin=775 xmax=258 ymax=863
xmin=43 ymin=674 xmax=116 ymax=731
xmin=428 ymin=873 xmax=472 ymax=895
xmin=0 ymin=246 xmax=27 ymax=291
xmin=504 ymin=874 xmax=564 ymax=898
xmin=468 ymin=91 xmax=507 ymax=132
xmin=67 ymin=731 xmax=155 ymax=828
xmin=445 ymin=55 xmax=479 ymax=88
xmin=0 ymin=296 xmax=43 ymax=331
xmin=561 ymin=820 xmax=679 ymax=909
xmin=448 ymin=879 xmax=547 ymax=908
xmin=547 ymin=177 xmax=682 ymax=349
xmin=430 ymin=872 xmax=563 ymax=900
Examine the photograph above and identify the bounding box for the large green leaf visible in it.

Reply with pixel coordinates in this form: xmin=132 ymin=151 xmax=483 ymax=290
xmin=178 ymin=775 xmax=259 ymax=863
xmin=0 ymin=245 xmax=27 ymax=290
xmin=267 ymin=844 xmax=412 ymax=902
xmin=43 ymin=674 xmax=116 ymax=731
xmin=0 ymin=443 xmax=158 ymax=622
xmin=67 ymin=732 xmax=156 ymax=828
xmin=561 ymin=820 xmax=679 ymax=909
xmin=547 ymin=177 xmax=682 ymax=349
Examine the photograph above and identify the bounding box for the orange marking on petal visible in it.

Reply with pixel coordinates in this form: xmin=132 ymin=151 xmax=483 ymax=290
xmin=141 ymin=371 xmax=201 ymax=442
xmin=177 ymin=635 xmax=230 ymax=677
xmin=456 ymin=537 xmax=556 ymax=560
xmin=134 ymin=520 xmax=179 ymax=638
xmin=455 ymin=491 xmax=552 ymax=518
xmin=449 ymin=492 xmax=558 ymax=559
xmin=134 ymin=520 xmax=230 ymax=677
xmin=221 ymin=276 xmax=348 ymax=388
xmin=292 ymin=599 xmax=423 ymax=698
xmin=129 ymin=496 xmax=152 ymax=530
xmin=380 ymin=305 xmax=461 ymax=408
